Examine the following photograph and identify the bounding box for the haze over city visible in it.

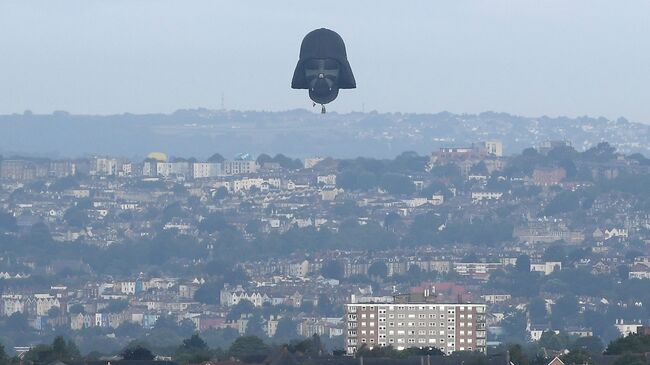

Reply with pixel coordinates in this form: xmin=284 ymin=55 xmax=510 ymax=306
xmin=3 ymin=2 xmax=650 ymax=365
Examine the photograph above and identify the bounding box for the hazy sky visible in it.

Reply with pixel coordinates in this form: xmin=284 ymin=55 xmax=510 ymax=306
xmin=1 ymin=1 xmax=649 ymax=123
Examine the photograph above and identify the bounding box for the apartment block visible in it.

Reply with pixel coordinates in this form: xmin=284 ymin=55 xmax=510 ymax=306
xmin=345 ymin=302 xmax=486 ymax=356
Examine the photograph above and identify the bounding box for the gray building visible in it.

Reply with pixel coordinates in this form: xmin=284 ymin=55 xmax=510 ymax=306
xmin=345 ymin=301 xmax=486 ymax=356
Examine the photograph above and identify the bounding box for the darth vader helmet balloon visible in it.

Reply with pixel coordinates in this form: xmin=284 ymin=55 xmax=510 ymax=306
xmin=292 ymin=28 xmax=356 ymax=113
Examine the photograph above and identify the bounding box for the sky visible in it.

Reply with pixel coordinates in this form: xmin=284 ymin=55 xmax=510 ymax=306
xmin=0 ymin=0 xmax=649 ymax=123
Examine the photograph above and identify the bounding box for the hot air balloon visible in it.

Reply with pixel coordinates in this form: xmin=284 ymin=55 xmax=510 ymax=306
xmin=292 ymin=28 xmax=356 ymax=113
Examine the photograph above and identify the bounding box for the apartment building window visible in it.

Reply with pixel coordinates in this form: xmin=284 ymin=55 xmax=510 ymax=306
xmin=389 ymin=314 xmax=394 ymax=319
xmin=460 ymin=330 xmax=465 ymax=335
xmin=429 ymin=314 xmax=436 ymax=319
xmin=468 ymin=339 xmax=473 ymax=343
xmin=429 ymin=322 xmax=435 ymax=327
xmin=397 ymin=338 xmax=405 ymax=343
xmin=418 ymin=330 xmax=426 ymax=335
xmin=369 ymin=314 xmax=375 ymax=319
xmin=460 ymin=322 xmax=465 ymax=327
xmin=370 ymin=330 xmax=375 ymax=335
xmin=361 ymin=330 xmax=367 ymax=335
xmin=460 ymin=339 xmax=465 ymax=343
xmin=370 ymin=306 xmax=375 ymax=310
xmin=429 ymin=338 xmax=437 ymax=343
xmin=419 ymin=338 xmax=426 ymax=343
xmin=389 ymin=330 xmax=394 ymax=335
xmin=398 ymin=330 xmax=405 ymax=335
xmin=408 ymin=338 xmax=416 ymax=344
xmin=468 ymin=330 xmax=473 ymax=335
xmin=398 ymin=322 xmax=404 ymax=326
xmin=468 ymin=314 xmax=473 ymax=319
xmin=370 ymin=322 xmax=375 ymax=327
xmin=361 ymin=322 xmax=366 ymax=327
xmin=408 ymin=322 xmax=415 ymax=327
xmin=398 ymin=314 xmax=405 ymax=319
xmin=389 ymin=322 xmax=394 ymax=327
xmin=419 ymin=322 xmax=426 ymax=327
xmin=361 ymin=314 xmax=367 ymax=319
xmin=429 ymin=330 xmax=435 ymax=335
xmin=419 ymin=314 xmax=426 ymax=319
xmin=409 ymin=330 xmax=416 ymax=335
xmin=389 ymin=339 xmax=394 ymax=343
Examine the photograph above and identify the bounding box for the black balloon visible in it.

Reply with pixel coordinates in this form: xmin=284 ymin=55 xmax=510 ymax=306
xmin=292 ymin=28 xmax=356 ymax=111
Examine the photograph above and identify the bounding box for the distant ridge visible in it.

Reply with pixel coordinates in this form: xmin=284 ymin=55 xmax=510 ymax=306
xmin=0 ymin=109 xmax=647 ymax=159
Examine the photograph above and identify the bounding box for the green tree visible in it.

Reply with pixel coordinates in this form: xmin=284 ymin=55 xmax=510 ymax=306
xmin=121 ymin=345 xmax=155 ymax=360
xmin=176 ymin=333 xmax=212 ymax=364
xmin=572 ymin=336 xmax=604 ymax=355
xmin=508 ymin=344 xmax=529 ymax=365
xmin=228 ymin=336 xmax=269 ymax=362
xmin=605 ymin=334 xmax=650 ymax=355
xmin=273 ymin=318 xmax=298 ymax=342
xmin=321 ymin=260 xmax=344 ymax=280
xmin=516 ymin=254 xmax=531 ymax=273
xmin=561 ymin=348 xmax=592 ymax=365
xmin=368 ymin=261 xmax=388 ymax=279
xmin=245 ymin=314 xmax=266 ymax=338
xmin=379 ymin=173 xmax=415 ymax=196
xmin=193 ymin=281 xmax=223 ymax=305
xmin=0 ymin=342 xmax=8 ymax=365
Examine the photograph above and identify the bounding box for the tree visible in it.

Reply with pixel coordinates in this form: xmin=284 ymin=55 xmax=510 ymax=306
xmin=226 ymin=300 xmax=256 ymax=321
xmin=228 ymin=336 xmax=269 ymax=362
xmin=6 ymin=312 xmax=30 ymax=333
xmin=199 ymin=213 xmax=230 ymax=233
xmin=207 ymin=153 xmax=225 ymax=163
xmin=527 ymin=297 xmax=548 ymax=323
xmin=245 ymin=313 xmax=266 ymax=338
xmin=551 ymin=296 xmax=579 ymax=327
xmin=0 ymin=343 xmax=8 ymax=365
xmin=69 ymin=303 xmax=85 ymax=314
xmin=121 ymin=345 xmax=155 ymax=360
xmin=508 ymin=344 xmax=529 ymax=365
xmin=321 ymin=260 xmax=344 ymax=280
xmin=543 ymin=245 xmax=567 ymax=264
xmin=612 ymin=353 xmax=645 ymax=365
xmin=273 ymin=318 xmax=298 ymax=342
xmin=213 ymin=186 xmax=228 ymax=200
xmin=64 ymin=206 xmax=89 ymax=228
xmin=379 ymin=173 xmax=415 ymax=196
xmin=561 ymin=348 xmax=592 ymax=365
xmin=538 ymin=331 xmax=571 ymax=351
xmin=572 ymin=336 xmax=604 ymax=355
xmin=516 ymin=254 xmax=531 ymax=273
xmin=194 ymin=281 xmax=223 ymax=305
xmin=368 ymin=261 xmax=388 ymax=279
xmin=176 ymin=334 xmax=211 ymax=364
xmin=0 ymin=213 xmax=17 ymax=232
xmin=605 ymin=334 xmax=650 ymax=355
